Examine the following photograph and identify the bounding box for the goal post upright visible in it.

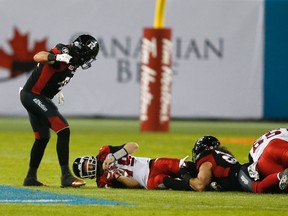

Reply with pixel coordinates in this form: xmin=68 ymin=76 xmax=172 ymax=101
xmin=140 ymin=0 xmax=172 ymax=132
xmin=154 ymin=0 xmax=166 ymax=28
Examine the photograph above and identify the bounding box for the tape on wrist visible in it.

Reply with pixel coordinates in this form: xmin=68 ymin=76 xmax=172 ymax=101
xmin=47 ymin=53 xmax=56 ymax=61
xmin=112 ymin=148 xmax=128 ymax=160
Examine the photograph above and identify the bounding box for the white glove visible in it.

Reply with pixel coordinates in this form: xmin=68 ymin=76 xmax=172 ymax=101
xmin=55 ymin=54 xmax=72 ymax=64
xmin=57 ymin=91 xmax=65 ymax=106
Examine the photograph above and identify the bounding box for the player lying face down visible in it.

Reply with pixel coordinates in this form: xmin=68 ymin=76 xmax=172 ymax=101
xmin=178 ymin=136 xmax=288 ymax=193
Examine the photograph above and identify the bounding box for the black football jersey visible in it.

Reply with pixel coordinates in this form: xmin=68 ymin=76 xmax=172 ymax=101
xmin=196 ymin=149 xmax=242 ymax=191
xmin=23 ymin=44 xmax=76 ymax=99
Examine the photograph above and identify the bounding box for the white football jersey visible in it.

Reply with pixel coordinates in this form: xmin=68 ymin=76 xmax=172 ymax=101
xmin=249 ymin=128 xmax=288 ymax=162
xmin=106 ymin=153 xmax=151 ymax=188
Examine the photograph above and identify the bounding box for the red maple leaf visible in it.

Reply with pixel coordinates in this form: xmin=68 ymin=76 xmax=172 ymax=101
xmin=0 ymin=27 xmax=48 ymax=81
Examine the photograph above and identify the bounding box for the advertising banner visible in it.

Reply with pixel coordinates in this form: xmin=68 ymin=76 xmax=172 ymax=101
xmin=0 ymin=0 xmax=263 ymax=119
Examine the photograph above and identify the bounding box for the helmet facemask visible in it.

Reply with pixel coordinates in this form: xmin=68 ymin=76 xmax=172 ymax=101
xmin=78 ymin=50 xmax=97 ymax=70
xmin=73 ymin=156 xmax=97 ymax=179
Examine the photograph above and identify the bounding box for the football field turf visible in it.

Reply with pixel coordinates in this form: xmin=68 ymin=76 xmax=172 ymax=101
xmin=0 ymin=117 xmax=287 ymax=216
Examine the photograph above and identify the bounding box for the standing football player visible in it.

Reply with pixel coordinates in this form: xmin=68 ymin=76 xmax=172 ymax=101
xmin=20 ymin=34 xmax=99 ymax=187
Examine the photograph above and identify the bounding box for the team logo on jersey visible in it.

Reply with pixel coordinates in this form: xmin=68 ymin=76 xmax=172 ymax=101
xmin=0 ymin=27 xmax=48 ymax=82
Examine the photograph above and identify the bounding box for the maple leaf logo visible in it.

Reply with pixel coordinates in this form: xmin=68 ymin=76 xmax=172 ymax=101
xmin=0 ymin=27 xmax=48 ymax=82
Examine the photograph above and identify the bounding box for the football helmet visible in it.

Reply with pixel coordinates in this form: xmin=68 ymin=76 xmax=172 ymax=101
xmin=192 ymin=136 xmax=220 ymax=162
xmin=73 ymin=156 xmax=97 ymax=179
xmin=70 ymin=34 xmax=99 ymax=69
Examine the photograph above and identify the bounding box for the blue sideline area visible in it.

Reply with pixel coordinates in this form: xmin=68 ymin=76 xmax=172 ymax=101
xmin=0 ymin=185 xmax=132 ymax=205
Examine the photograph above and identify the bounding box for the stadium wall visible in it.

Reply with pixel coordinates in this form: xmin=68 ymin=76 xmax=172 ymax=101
xmin=0 ymin=0 xmax=286 ymax=120
xmin=263 ymin=0 xmax=288 ymax=120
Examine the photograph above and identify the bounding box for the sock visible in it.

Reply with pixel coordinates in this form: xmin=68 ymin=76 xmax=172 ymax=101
xmin=26 ymin=138 xmax=49 ymax=178
xmin=56 ymin=128 xmax=70 ymax=167
xmin=61 ymin=165 xmax=72 ymax=176
xmin=252 ymin=173 xmax=279 ymax=193
xmin=26 ymin=167 xmax=38 ymax=178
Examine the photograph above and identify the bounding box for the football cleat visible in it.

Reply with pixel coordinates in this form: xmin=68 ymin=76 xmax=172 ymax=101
xmin=23 ymin=177 xmax=47 ymax=187
xmin=61 ymin=174 xmax=86 ymax=188
xmin=69 ymin=179 xmax=86 ymax=187
xmin=279 ymin=168 xmax=288 ymax=190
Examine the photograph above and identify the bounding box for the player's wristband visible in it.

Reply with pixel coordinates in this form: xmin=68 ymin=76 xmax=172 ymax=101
xmin=112 ymin=148 xmax=128 ymax=160
xmin=47 ymin=53 xmax=56 ymax=61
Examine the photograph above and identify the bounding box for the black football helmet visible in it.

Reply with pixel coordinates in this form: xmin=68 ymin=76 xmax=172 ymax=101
xmin=70 ymin=34 xmax=99 ymax=69
xmin=192 ymin=136 xmax=220 ymax=162
xmin=73 ymin=156 xmax=97 ymax=179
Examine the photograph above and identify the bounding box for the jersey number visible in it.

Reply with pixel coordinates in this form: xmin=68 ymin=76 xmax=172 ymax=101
xmin=215 ymin=150 xmax=238 ymax=164
xmin=252 ymin=129 xmax=282 ymax=152
xmin=58 ymin=77 xmax=71 ymax=91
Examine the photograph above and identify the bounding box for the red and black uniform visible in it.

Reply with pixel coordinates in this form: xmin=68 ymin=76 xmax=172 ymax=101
xmin=20 ymin=44 xmax=77 ymax=174
xmin=195 ymin=149 xmax=242 ymax=191
xmin=21 ymin=44 xmax=76 ymax=136
xmin=23 ymin=44 xmax=76 ymax=99
xmin=248 ymin=128 xmax=288 ymax=177
xmin=95 ymin=145 xmax=185 ymax=189
xmin=95 ymin=145 xmax=128 ymax=188
xmin=195 ymin=149 xmax=281 ymax=193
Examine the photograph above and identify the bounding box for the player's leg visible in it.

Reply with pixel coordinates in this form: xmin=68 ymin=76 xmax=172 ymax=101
xmin=154 ymin=158 xmax=181 ymax=175
xmin=147 ymin=158 xmax=181 ymax=189
xmin=20 ymin=91 xmax=51 ymax=186
xmin=253 ymin=168 xmax=288 ymax=193
xmin=21 ymin=91 xmax=85 ymax=187
xmin=257 ymin=139 xmax=288 ymax=177
xmin=238 ymin=165 xmax=283 ymax=193
xmin=23 ymin=112 xmax=50 ymax=186
xmin=252 ymin=173 xmax=280 ymax=193
xmin=48 ymin=107 xmax=86 ymax=187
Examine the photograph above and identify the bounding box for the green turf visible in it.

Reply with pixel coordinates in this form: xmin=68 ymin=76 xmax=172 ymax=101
xmin=0 ymin=117 xmax=287 ymax=216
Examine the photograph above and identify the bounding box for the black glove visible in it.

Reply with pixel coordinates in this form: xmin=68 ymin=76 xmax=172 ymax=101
xmin=163 ymin=177 xmax=192 ymax=191
xmin=178 ymin=166 xmax=192 ymax=183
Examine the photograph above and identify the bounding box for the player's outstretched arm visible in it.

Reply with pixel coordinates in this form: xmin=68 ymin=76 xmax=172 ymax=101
xmin=103 ymin=142 xmax=139 ymax=170
xmin=123 ymin=142 xmax=139 ymax=155
xmin=189 ymin=162 xmax=212 ymax=191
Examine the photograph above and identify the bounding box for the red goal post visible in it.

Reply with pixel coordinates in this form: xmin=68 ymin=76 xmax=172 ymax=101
xmin=140 ymin=0 xmax=172 ymax=132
